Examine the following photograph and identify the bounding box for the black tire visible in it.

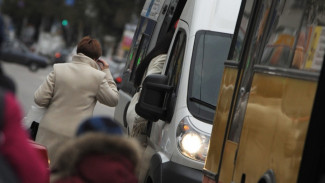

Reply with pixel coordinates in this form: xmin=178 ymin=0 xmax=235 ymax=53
xmin=28 ymin=62 xmax=39 ymax=72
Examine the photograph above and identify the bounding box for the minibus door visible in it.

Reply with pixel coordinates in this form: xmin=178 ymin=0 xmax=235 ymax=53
xmin=146 ymin=26 xmax=187 ymax=146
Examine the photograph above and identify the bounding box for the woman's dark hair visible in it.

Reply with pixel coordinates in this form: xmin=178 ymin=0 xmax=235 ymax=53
xmin=133 ymin=30 xmax=175 ymax=88
xmin=77 ymin=36 xmax=102 ymax=60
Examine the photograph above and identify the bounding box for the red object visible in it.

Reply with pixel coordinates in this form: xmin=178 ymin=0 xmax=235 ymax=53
xmin=122 ymin=36 xmax=133 ymax=50
xmin=174 ymin=19 xmax=179 ymax=29
xmin=115 ymin=77 xmax=122 ymax=83
xmin=1 ymin=93 xmax=49 ymax=183
xmin=55 ymin=52 xmax=61 ymax=59
xmin=29 ymin=140 xmax=50 ymax=166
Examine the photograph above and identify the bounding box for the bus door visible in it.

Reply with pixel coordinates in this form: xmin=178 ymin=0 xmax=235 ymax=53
xmin=203 ymin=0 xmax=258 ymax=182
xmin=217 ymin=0 xmax=325 ymax=182
xmin=208 ymin=0 xmax=276 ymax=182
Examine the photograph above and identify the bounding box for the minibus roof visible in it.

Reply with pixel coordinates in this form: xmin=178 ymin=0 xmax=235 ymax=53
xmin=180 ymin=0 xmax=241 ymax=35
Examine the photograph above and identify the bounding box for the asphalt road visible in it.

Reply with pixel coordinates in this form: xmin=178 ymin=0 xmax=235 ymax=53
xmin=1 ymin=61 xmax=115 ymax=118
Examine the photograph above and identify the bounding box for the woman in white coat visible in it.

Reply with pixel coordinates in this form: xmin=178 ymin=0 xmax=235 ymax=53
xmin=34 ymin=36 xmax=119 ymax=163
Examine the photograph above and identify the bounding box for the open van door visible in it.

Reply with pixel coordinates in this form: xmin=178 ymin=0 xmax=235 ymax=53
xmin=114 ymin=0 xmax=187 ymax=133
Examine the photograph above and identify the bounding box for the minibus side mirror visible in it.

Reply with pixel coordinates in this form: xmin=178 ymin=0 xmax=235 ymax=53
xmin=135 ymin=74 xmax=173 ymax=122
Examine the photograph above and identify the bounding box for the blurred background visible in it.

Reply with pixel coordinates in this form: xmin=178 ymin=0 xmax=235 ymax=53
xmin=0 ymin=0 xmax=146 ymax=116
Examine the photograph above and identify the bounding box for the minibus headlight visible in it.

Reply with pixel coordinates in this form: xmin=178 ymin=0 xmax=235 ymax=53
xmin=176 ymin=117 xmax=210 ymax=162
xmin=181 ymin=132 xmax=202 ymax=154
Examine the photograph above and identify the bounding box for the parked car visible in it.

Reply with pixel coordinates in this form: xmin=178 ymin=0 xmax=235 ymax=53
xmin=0 ymin=39 xmax=50 ymax=72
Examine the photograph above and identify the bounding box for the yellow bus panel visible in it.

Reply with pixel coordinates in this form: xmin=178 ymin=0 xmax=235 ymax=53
xmin=204 ymin=66 xmax=238 ymax=173
xmin=219 ymin=140 xmax=238 ymax=183
xmin=232 ymin=72 xmax=317 ymax=183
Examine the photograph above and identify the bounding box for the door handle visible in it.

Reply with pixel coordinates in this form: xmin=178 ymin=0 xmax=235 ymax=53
xmin=240 ymin=87 xmax=246 ymax=95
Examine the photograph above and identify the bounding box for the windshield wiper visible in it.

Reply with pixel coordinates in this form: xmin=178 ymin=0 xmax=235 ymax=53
xmin=189 ymin=97 xmax=216 ymax=110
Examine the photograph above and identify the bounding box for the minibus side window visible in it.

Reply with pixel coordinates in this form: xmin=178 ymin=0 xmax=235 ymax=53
xmin=165 ymin=29 xmax=186 ymax=92
xmin=187 ymin=31 xmax=232 ymax=123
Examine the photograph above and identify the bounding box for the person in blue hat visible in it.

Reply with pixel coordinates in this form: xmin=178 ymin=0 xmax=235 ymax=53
xmin=76 ymin=116 xmax=124 ymax=136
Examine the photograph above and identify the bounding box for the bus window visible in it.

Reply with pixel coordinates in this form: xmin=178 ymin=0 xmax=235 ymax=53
xmin=125 ymin=18 xmax=155 ymax=83
xmin=126 ymin=18 xmax=147 ymax=72
xmin=229 ymin=0 xmax=255 ymax=62
xmin=187 ymin=31 xmax=232 ymax=123
xmin=297 ymin=1 xmax=325 ymax=72
xmin=129 ymin=33 xmax=151 ymax=82
xmin=259 ymin=0 xmax=325 ymax=72
xmin=259 ymin=1 xmax=306 ymax=68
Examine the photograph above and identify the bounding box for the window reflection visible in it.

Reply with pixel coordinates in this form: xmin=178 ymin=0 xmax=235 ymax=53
xmin=291 ymin=27 xmax=308 ymax=69
xmin=298 ymin=0 xmax=325 ymax=71
xmin=260 ymin=0 xmax=325 ymax=72
xmin=232 ymin=0 xmax=254 ymax=61
xmin=260 ymin=0 xmax=305 ymax=68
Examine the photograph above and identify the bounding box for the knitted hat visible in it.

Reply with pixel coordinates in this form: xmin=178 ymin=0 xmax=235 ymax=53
xmin=76 ymin=116 xmax=124 ymax=136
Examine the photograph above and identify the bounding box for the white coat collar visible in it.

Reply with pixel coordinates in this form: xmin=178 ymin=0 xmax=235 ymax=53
xmin=71 ymin=53 xmax=99 ymax=69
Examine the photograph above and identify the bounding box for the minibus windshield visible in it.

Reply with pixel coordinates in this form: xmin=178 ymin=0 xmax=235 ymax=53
xmin=188 ymin=31 xmax=232 ymax=124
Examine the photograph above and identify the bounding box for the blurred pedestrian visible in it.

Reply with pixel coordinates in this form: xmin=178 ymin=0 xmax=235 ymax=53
xmin=50 ymin=116 xmax=141 ymax=183
xmin=127 ymin=30 xmax=175 ymax=144
xmin=34 ymin=36 xmax=119 ymax=163
xmin=0 ymin=89 xmax=50 ymax=183
xmin=0 ymin=13 xmax=49 ymax=183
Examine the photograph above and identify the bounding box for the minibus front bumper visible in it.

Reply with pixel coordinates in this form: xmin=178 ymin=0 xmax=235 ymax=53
xmin=146 ymin=153 xmax=203 ymax=183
